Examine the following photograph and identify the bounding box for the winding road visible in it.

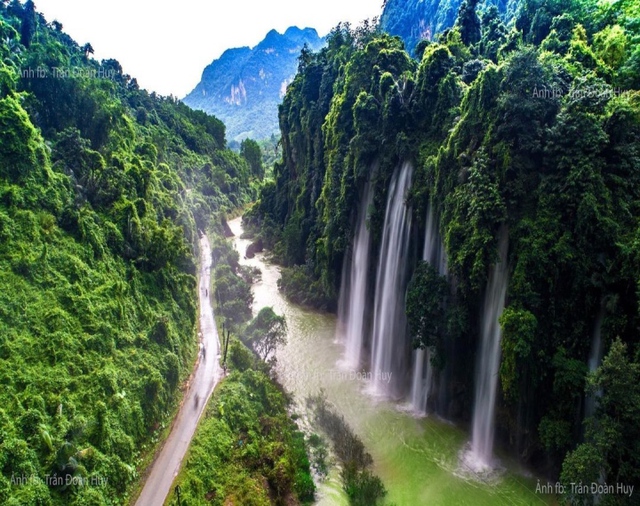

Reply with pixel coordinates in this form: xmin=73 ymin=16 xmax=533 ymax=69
xmin=135 ymin=234 xmax=221 ymax=506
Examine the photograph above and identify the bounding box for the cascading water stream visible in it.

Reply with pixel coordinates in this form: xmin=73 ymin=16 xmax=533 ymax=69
xmin=340 ymin=181 xmax=373 ymax=370
xmin=410 ymin=202 xmax=447 ymax=414
xmin=410 ymin=348 xmax=433 ymax=413
xmin=469 ymin=228 xmax=509 ymax=470
xmin=585 ymin=307 xmax=604 ymax=419
xmin=370 ymin=162 xmax=413 ymax=396
xmin=585 ymin=305 xmax=607 ymax=501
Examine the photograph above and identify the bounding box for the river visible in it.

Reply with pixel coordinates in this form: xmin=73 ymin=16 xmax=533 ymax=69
xmin=228 ymin=217 xmax=554 ymax=506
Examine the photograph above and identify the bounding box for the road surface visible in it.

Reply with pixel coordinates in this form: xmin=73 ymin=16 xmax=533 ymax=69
xmin=135 ymin=234 xmax=221 ymax=506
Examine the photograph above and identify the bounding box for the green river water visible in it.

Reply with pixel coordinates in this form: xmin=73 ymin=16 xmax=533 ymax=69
xmin=228 ymin=218 xmax=556 ymax=506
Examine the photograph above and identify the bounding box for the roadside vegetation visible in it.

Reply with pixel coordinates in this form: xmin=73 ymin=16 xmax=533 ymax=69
xmin=167 ymin=232 xmax=315 ymax=505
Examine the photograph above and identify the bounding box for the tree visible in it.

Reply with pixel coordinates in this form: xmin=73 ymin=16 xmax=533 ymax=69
xmin=455 ymin=0 xmax=481 ymax=47
xmin=214 ymin=264 xmax=253 ymax=329
xmin=82 ymin=42 xmax=94 ymax=57
xmin=243 ymin=307 xmax=287 ymax=366
xmin=52 ymin=127 xmax=105 ymax=203
xmin=406 ymin=261 xmax=449 ymax=351
xmin=20 ymin=0 xmax=36 ymax=48
xmin=240 ymin=138 xmax=264 ymax=180
xmin=478 ymin=5 xmax=507 ymax=61
xmin=499 ymin=307 xmax=537 ymax=401
xmin=593 ymin=24 xmax=628 ymax=70
xmin=560 ymin=338 xmax=640 ymax=499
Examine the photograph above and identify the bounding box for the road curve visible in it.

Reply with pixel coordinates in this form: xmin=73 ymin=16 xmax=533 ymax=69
xmin=135 ymin=234 xmax=221 ymax=506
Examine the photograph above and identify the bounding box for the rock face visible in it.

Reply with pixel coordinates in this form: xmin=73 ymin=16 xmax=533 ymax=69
xmin=221 ymin=218 xmax=234 ymax=238
xmin=380 ymin=0 xmax=519 ymax=54
xmin=245 ymin=238 xmax=264 ymax=259
xmin=183 ymin=27 xmax=325 ymax=142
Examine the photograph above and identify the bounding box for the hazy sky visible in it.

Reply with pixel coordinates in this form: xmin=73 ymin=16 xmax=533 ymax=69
xmin=36 ymin=0 xmax=383 ymax=97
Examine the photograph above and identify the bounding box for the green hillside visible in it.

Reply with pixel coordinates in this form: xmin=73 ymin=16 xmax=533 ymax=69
xmin=0 ymin=2 xmax=256 ymax=503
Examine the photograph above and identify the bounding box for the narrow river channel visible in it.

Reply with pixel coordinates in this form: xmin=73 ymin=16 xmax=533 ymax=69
xmin=228 ymin=217 xmax=554 ymax=506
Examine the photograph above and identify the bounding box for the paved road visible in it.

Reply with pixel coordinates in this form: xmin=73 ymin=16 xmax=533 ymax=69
xmin=135 ymin=234 xmax=221 ymax=506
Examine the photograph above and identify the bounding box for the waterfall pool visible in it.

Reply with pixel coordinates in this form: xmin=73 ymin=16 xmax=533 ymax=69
xmin=228 ymin=217 xmax=556 ymax=506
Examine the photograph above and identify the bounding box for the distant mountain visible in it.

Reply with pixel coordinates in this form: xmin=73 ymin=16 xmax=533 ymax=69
xmin=184 ymin=27 xmax=325 ymax=142
xmin=380 ymin=0 xmax=519 ymax=54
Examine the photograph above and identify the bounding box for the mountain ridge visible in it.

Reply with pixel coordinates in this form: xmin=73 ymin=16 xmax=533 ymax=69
xmin=380 ymin=0 xmax=519 ymax=53
xmin=183 ymin=26 xmax=325 ymax=142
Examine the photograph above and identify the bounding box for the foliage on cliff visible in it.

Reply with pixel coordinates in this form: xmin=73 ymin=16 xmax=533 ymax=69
xmin=250 ymin=0 xmax=640 ymax=490
xmin=380 ymin=0 xmax=519 ymax=54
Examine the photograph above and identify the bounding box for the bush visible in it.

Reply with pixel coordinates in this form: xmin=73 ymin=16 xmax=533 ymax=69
xmin=278 ymin=265 xmax=334 ymax=311
xmin=307 ymin=392 xmax=386 ymax=505
xmin=169 ymin=363 xmax=315 ymax=505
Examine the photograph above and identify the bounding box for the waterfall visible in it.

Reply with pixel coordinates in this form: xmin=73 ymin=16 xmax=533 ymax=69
xmin=410 ymin=348 xmax=434 ymax=413
xmin=585 ymin=307 xmax=604 ymax=419
xmin=336 ymin=254 xmax=349 ymax=346
xmin=370 ymin=162 xmax=413 ymax=396
xmin=423 ymin=201 xmax=448 ymax=276
xmin=340 ymin=182 xmax=373 ymax=369
xmin=470 ymin=228 xmax=509 ymax=468
xmin=410 ymin=202 xmax=447 ymax=413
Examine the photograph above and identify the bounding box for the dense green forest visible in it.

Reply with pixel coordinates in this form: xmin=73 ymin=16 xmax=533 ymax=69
xmin=0 ymin=1 xmax=261 ymax=503
xmin=247 ymin=0 xmax=640 ymax=497
xmin=169 ymin=365 xmax=315 ymax=506
xmin=3 ymin=0 xmax=640 ymax=503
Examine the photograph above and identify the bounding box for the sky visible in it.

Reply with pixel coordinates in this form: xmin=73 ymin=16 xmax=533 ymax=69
xmin=36 ymin=0 xmax=383 ymax=97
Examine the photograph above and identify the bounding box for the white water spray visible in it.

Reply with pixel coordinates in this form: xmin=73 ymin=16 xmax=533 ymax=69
xmin=410 ymin=202 xmax=447 ymax=413
xmin=470 ymin=228 xmax=509 ymax=469
xmin=585 ymin=307 xmax=604 ymax=419
xmin=340 ymin=182 xmax=373 ymax=369
xmin=370 ymin=162 xmax=413 ymax=395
